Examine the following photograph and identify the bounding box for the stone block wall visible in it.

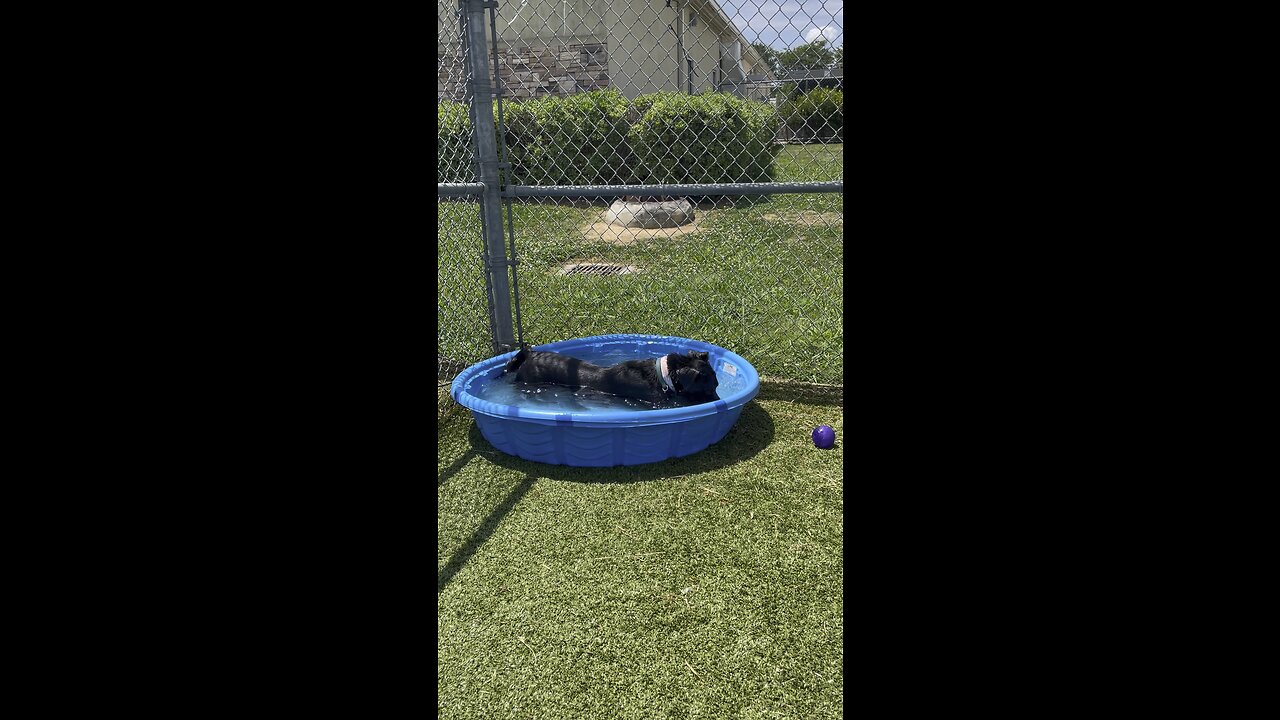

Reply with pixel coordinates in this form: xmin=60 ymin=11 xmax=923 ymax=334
xmin=437 ymin=45 xmax=468 ymax=101
xmin=437 ymin=41 xmax=608 ymax=101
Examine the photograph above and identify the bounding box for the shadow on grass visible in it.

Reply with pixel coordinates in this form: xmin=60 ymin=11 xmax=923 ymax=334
xmin=464 ymin=400 xmax=775 ymax=483
xmin=757 ymin=379 xmax=843 ymax=407
xmin=438 ymin=446 xmax=477 ymax=488
xmin=438 ymin=474 xmax=537 ymax=595
xmin=437 ymin=400 xmax=790 ymax=593
xmin=438 ymin=396 xmax=475 ymax=488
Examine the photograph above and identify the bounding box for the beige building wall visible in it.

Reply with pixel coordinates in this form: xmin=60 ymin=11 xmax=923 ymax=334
xmin=682 ymin=7 xmax=724 ymax=94
xmin=438 ymin=0 xmax=769 ymax=100
xmin=436 ymin=0 xmax=608 ymax=43
xmin=607 ymin=1 xmax=681 ymax=97
xmin=491 ymin=0 xmax=608 ymax=44
xmin=611 ymin=0 xmax=762 ymax=97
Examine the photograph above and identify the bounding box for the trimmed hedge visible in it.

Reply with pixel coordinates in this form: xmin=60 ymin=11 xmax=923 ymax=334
xmin=436 ymin=90 xmax=780 ymax=187
xmin=503 ymin=89 xmax=630 ymax=185
xmin=628 ymin=92 xmax=779 ymax=184
xmin=626 ymin=91 xmax=685 ymax=121
xmin=438 ymin=100 xmax=472 ymax=183
xmin=779 ymin=87 xmax=843 ymax=142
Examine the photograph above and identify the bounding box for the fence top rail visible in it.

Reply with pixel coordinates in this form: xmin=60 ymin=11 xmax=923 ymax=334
xmin=438 ymin=183 xmax=486 ymax=196
xmin=508 ymin=182 xmax=842 ymax=198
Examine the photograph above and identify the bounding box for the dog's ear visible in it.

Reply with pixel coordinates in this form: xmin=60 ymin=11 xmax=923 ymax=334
xmin=687 ymin=350 xmax=709 ymax=362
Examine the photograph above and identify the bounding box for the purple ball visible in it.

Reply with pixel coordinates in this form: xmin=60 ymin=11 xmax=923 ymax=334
xmin=812 ymin=425 xmax=836 ymax=449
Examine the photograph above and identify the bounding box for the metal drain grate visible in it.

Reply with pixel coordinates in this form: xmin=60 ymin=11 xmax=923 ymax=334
xmin=559 ymin=262 xmax=638 ymax=277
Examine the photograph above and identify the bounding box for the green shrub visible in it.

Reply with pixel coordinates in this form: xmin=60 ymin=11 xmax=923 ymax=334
xmin=502 ymin=89 xmax=630 ymax=185
xmin=779 ymin=87 xmax=843 ymax=142
xmin=626 ymin=91 xmax=685 ymax=122
xmin=628 ymin=92 xmax=779 ymax=185
xmin=436 ymin=90 xmax=781 ymax=188
xmin=438 ymin=100 xmax=472 ymax=183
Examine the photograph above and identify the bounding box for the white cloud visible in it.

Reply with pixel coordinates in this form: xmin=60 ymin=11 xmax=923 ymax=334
xmin=720 ymin=0 xmax=844 ymax=50
xmin=803 ymin=25 xmax=839 ymax=44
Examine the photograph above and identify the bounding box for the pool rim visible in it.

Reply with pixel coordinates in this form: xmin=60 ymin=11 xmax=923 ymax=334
xmin=449 ymin=334 xmax=760 ymax=427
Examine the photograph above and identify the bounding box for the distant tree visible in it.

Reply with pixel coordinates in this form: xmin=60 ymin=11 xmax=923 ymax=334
xmin=751 ymin=42 xmax=781 ymax=76
xmin=777 ymin=39 xmax=836 ymax=73
xmin=835 ymin=45 xmax=843 ymax=68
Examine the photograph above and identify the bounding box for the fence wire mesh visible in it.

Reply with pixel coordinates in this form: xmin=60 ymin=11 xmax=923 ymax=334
xmin=504 ymin=191 xmax=842 ymax=384
xmin=438 ymin=0 xmax=492 ymax=422
xmin=438 ymin=0 xmax=475 ymax=184
xmin=438 ymin=0 xmax=844 ymax=405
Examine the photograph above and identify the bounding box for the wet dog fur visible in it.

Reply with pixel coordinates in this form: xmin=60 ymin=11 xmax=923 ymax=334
xmin=498 ymin=345 xmax=719 ymax=405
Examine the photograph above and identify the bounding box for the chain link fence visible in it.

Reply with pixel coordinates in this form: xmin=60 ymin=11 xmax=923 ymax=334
xmin=439 ymin=0 xmax=843 ymax=417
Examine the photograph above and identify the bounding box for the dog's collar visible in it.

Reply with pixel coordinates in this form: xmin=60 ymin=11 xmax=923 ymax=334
xmin=656 ymin=355 xmax=676 ymax=393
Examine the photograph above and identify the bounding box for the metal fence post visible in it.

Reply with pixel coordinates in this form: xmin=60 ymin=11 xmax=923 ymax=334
xmin=462 ymin=0 xmax=516 ymax=354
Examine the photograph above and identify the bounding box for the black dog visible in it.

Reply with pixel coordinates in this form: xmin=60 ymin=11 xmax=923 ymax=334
xmin=498 ymin=345 xmax=720 ymax=405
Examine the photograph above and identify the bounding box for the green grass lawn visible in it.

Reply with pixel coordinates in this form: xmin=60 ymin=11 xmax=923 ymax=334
xmin=438 ymin=143 xmax=843 ymax=385
xmin=438 ymin=382 xmax=844 ymax=720
xmin=438 ymin=142 xmax=844 ymax=718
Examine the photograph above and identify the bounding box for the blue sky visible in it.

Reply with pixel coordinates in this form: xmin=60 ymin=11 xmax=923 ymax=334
xmin=716 ymin=0 xmax=843 ymax=50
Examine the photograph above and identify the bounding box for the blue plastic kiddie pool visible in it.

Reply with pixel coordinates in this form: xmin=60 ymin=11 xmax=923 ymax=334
xmin=450 ymin=334 xmax=760 ymax=466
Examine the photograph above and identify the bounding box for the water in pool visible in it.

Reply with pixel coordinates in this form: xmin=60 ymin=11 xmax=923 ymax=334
xmin=472 ymin=344 xmax=748 ymax=412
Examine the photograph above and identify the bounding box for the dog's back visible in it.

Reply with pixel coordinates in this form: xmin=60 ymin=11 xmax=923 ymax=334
xmin=500 ymin=346 xmax=717 ymax=404
xmin=502 ymin=348 xmax=603 ymax=387
xmin=502 ymin=348 xmax=663 ymax=399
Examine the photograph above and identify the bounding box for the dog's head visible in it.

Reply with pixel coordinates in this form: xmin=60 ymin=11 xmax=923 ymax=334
xmin=669 ymin=350 xmax=719 ymax=402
